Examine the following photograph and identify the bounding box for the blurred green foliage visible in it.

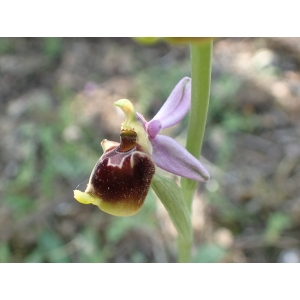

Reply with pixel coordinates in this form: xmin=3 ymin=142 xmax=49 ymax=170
xmin=5 ymin=90 xmax=93 ymax=218
xmin=264 ymin=212 xmax=292 ymax=244
xmin=42 ymin=37 xmax=63 ymax=59
xmin=0 ymin=38 xmax=14 ymax=54
xmin=0 ymin=243 xmax=11 ymax=263
xmin=193 ymin=243 xmax=227 ymax=263
xmin=133 ymin=58 xmax=190 ymax=118
xmin=1 ymin=38 xmax=298 ymax=263
xmin=25 ymin=230 xmax=70 ymax=263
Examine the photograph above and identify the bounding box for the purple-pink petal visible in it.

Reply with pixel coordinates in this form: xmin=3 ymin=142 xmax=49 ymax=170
xmin=150 ymin=134 xmax=210 ymax=182
xmin=136 ymin=112 xmax=147 ymax=128
xmin=147 ymin=119 xmax=162 ymax=138
xmin=151 ymin=77 xmax=191 ymax=130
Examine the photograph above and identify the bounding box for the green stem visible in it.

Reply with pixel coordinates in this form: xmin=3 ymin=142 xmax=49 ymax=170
xmin=151 ymin=174 xmax=192 ymax=263
xmin=181 ymin=41 xmax=213 ymax=211
xmin=178 ymin=236 xmax=193 ymax=263
xmin=152 ymin=41 xmax=213 ymax=263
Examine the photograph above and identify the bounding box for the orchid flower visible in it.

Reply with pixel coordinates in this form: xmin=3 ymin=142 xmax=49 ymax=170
xmin=74 ymin=77 xmax=209 ymax=217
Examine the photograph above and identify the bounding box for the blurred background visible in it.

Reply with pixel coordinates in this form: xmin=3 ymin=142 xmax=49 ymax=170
xmin=0 ymin=37 xmax=300 ymax=263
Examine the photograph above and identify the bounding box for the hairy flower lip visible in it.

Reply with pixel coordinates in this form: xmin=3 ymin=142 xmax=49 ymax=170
xmin=74 ymin=137 xmax=155 ymax=216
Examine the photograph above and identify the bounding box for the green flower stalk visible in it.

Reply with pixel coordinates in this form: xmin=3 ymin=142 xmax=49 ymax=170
xmin=181 ymin=40 xmax=213 ymax=211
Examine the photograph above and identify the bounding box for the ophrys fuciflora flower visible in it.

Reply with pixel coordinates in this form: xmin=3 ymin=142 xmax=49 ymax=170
xmin=74 ymin=77 xmax=209 ymax=216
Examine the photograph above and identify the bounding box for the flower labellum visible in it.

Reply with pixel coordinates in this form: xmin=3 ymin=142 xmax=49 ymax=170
xmin=74 ymin=100 xmax=155 ymax=217
xmin=74 ymin=77 xmax=210 ymax=217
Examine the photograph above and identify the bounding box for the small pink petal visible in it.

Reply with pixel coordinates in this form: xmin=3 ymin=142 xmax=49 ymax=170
xmin=147 ymin=119 xmax=162 ymax=138
xmin=136 ymin=112 xmax=147 ymax=126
